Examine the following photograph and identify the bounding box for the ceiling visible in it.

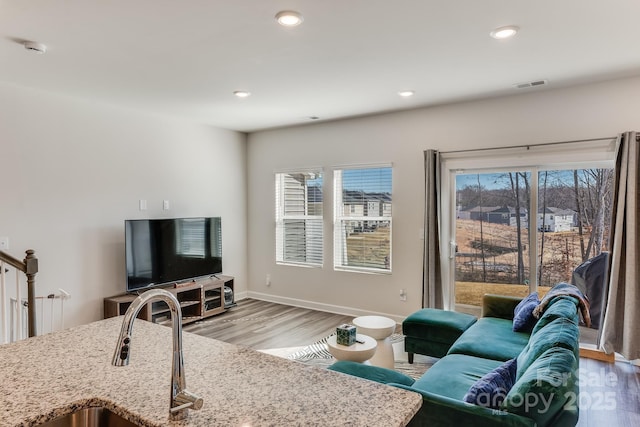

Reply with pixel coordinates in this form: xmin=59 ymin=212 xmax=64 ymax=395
xmin=2 ymin=1 xmax=640 ymax=133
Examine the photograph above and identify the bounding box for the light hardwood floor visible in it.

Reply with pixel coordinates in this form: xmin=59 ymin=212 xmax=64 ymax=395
xmin=184 ymin=298 xmax=640 ymax=426
xmin=183 ymin=298 xmax=355 ymax=350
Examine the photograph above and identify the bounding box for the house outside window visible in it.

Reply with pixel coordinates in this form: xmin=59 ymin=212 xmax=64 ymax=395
xmin=334 ymin=166 xmax=392 ymax=273
xmin=275 ymin=170 xmax=323 ymax=266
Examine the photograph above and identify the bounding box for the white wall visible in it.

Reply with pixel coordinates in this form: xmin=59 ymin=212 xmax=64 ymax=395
xmin=247 ymin=75 xmax=640 ymax=322
xmin=3 ymin=74 xmax=638 ymax=331
xmin=0 ymin=82 xmax=247 ymax=330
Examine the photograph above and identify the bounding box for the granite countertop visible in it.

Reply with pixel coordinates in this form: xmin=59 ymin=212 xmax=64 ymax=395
xmin=0 ymin=317 xmax=422 ymax=426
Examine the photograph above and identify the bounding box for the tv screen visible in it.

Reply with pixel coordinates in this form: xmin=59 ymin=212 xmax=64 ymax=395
xmin=125 ymin=217 xmax=222 ymax=292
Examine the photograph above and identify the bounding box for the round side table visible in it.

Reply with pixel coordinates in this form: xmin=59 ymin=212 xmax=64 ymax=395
xmin=352 ymin=315 xmax=396 ymax=368
xmin=327 ymin=334 xmax=377 ymax=363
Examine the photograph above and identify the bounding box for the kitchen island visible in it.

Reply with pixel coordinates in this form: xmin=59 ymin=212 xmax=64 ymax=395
xmin=0 ymin=317 xmax=422 ymax=426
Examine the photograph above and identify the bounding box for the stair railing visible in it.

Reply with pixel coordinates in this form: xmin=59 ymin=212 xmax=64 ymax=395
xmin=0 ymin=249 xmax=38 ymax=340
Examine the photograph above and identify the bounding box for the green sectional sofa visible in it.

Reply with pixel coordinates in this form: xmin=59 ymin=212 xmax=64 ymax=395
xmin=329 ymin=292 xmax=581 ymax=427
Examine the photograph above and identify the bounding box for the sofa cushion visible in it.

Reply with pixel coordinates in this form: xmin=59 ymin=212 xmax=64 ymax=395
xmin=403 ymin=308 xmax=477 ymax=344
xmin=413 ymin=354 xmax=504 ymax=401
xmin=503 ymin=347 xmax=577 ymax=426
xmin=516 ymin=316 xmax=579 ymax=380
xmin=481 ymin=294 xmax=524 ymax=320
xmin=327 ymin=360 xmax=415 ymax=386
xmin=463 ymin=358 xmax=517 ymax=409
xmin=447 ymin=317 xmax=530 ymax=361
xmin=512 ymin=293 xmax=540 ymax=333
xmin=531 ymin=296 xmax=579 ymax=336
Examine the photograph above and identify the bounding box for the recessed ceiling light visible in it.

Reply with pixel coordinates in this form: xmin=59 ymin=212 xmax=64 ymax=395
xmin=490 ymin=25 xmax=519 ymax=40
xmin=233 ymin=91 xmax=251 ymax=98
xmin=398 ymin=90 xmax=415 ymax=98
xmin=275 ymin=10 xmax=304 ymax=27
xmin=309 ymin=116 xmax=320 ymax=120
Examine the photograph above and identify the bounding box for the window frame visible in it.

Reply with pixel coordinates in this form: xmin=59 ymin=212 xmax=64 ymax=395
xmin=333 ymin=164 xmax=393 ymax=274
xmin=275 ymin=169 xmax=324 ymax=268
xmin=439 ymin=139 xmax=616 ymax=310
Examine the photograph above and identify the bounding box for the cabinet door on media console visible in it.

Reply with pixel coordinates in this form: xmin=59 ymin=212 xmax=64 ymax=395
xmin=203 ymin=281 xmax=224 ymax=316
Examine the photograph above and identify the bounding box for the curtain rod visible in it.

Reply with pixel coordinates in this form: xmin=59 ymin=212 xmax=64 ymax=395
xmin=440 ymin=136 xmax=618 ymax=155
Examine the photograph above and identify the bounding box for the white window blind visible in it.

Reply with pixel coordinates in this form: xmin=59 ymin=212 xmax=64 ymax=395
xmin=275 ymin=171 xmax=323 ymax=266
xmin=334 ymin=166 xmax=392 ymax=273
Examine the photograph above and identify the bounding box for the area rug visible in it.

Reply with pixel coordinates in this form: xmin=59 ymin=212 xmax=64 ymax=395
xmin=260 ymin=333 xmax=435 ymax=380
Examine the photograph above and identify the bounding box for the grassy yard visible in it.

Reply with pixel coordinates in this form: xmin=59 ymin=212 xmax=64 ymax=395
xmin=456 ymin=281 xmax=552 ymax=307
xmin=346 ymin=226 xmax=390 ymax=269
xmin=455 ymin=219 xmax=597 ymax=287
xmin=343 ymin=223 xmax=560 ymax=307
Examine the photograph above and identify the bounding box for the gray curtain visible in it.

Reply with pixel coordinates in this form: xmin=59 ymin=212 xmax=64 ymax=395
xmin=599 ymin=131 xmax=639 ymax=361
xmin=423 ymin=150 xmax=444 ymax=309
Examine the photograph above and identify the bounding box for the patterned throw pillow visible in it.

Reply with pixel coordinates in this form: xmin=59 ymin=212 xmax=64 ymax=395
xmin=463 ymin=358 xmax=518 ymax=409
xmin=512 ymin=292 xmax=540 ymax=333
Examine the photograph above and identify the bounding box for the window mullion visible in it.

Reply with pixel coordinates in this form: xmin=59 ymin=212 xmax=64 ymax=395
xmin=283 ymin=215 xmax=322 ymax=220
xmin=529 ymin=168 xmax=539 ymax=292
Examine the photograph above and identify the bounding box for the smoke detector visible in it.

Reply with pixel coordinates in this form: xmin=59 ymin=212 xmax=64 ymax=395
xmin=23 ymin=41 xmax=47 ymax=54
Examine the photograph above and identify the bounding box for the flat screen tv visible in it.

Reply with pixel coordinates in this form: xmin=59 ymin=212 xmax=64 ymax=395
xmin=125 ymin=217 xmax=222 ymax=293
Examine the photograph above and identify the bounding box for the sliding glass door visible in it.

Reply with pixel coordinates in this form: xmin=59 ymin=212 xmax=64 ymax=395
xmin=454 ymin=170 xmax=534 ymax=314
xmin=440 ymin=141 xmax=615 ymax=345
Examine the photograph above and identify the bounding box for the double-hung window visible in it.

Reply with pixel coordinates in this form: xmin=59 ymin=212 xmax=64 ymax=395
xmin=275 ymin=170 xmax=323 ymax=266
xmin=334 ymin=166 xmax=392 ymax=273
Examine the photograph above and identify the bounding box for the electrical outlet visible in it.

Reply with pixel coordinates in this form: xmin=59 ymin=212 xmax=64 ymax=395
xmin=266 ymin=274 xmax=271 ymax=286
xmin=0 ymin=237 xmax=8 ymax=250
xmin=399 ymin=289 xmax=407 ymax=301
xmin=163 ymin=200 xmax=170 ymax=210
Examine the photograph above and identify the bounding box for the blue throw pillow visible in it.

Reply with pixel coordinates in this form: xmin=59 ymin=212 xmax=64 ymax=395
xmin=463 ymin=358 xmax=517 ymax=409
xmin=513 ymin=292 xmax=540 ymax=333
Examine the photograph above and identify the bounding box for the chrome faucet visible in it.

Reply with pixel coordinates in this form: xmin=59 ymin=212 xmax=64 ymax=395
xmin=112 ymin=289 xmax=203 ymax=421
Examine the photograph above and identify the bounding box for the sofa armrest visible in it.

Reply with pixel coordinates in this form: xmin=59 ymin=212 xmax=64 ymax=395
xmin=327 ymin=360 xmax=415 ymax=386
xmin=390 ymin=383 xmax=535 ymax=427
xmin=481 ymin=294 xmax=524 ymax=320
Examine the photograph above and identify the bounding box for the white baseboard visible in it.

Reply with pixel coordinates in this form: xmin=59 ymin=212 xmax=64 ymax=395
xmin=233 ymin=290 xmax=249 ymax=302
xmin=244 ymin=291 xmax=407 ymax=324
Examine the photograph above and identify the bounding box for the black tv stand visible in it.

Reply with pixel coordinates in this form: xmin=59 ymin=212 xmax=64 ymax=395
xmin=104 ymin=275 xmax=235 ymax=324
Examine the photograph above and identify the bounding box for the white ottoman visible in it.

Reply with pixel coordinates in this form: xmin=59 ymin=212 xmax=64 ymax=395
xmin=352 ymin=315 xmax=396 ymax=368
xmin=327 ymin=334 xmax=377 ymax=363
